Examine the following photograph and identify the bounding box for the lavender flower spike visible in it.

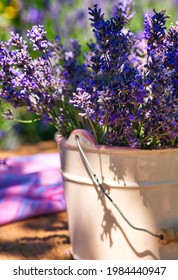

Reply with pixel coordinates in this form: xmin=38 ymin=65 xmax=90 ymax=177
xmin=27 ymin=25 xmax=49 ymax=51
xmin=0 ymin=4 xmax=177 ymax=149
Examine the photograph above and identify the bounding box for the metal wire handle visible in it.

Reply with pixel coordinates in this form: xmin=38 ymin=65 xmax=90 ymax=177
xmin=75 ymin=135 xmax=163 ymax=241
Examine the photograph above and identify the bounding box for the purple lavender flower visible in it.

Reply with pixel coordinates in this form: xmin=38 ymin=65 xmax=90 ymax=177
xmin=25 ymin=8 xmax=44 ymax=25
xmin=0 ymin=25 xmax=87 ymax=137
xmin=112 ymin=0 xmax=133 ymax=21
xmin=144 ymin=10 xmax=168 ymax=54
xmin=27 ymin=25 xmax=49 ymax=51
xmin=71 ymin=86 xmax=95 ymax=118
xmin=0 ymin=4 xmax=177 ymax=149
xmin=172 ymin=0 xmax=178 ymax=6
xmin=0 ymin=130 xmax=5 ymax=139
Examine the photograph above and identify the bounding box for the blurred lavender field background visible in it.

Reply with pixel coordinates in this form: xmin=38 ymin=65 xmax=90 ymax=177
xmin=0 ymin=0 xmax=177 ymax=149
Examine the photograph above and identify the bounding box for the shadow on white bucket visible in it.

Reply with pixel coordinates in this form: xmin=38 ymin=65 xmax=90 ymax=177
xmin=56 ymin=129 xmax=178 ymax=260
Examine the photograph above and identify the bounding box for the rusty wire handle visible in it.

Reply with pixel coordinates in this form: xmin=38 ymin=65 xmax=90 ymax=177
xmin=75 ymin=135 xmax=163 ymax=241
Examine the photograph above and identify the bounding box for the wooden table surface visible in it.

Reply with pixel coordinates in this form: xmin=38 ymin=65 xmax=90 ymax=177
xmin=0 ymin=141 xmax=73 ymax=260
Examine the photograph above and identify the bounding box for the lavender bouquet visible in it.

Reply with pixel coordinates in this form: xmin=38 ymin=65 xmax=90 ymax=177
xmin=0 ymin=2 xmax=177 ymax=149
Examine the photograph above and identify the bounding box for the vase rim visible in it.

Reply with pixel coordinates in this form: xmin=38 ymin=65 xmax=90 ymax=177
xmin=55 ymin=130 xmax=178 ymax=154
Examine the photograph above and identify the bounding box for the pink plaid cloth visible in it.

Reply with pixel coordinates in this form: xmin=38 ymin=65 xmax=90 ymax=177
xmin=0 ymin=153 xmax=66 ymax=225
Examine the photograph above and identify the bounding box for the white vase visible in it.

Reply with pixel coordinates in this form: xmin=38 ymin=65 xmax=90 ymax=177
xmin=56 ymin=129 xmax=178 ymax=260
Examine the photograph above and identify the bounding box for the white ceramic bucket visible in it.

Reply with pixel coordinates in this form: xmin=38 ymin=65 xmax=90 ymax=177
xmin=56 ymin=129 xmax=178 ymax=260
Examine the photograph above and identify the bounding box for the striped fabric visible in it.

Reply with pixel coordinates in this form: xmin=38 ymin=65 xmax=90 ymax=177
xmin=0 ymin=153 xmax=66 ymax=225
